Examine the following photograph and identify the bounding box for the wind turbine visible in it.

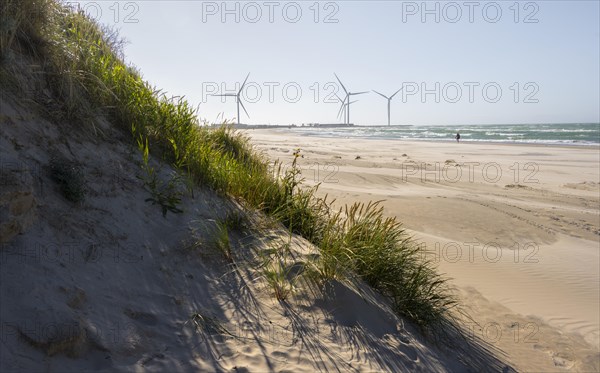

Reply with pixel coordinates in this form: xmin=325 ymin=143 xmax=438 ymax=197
xmin=212 ymin=73 xmax=250 ymax=125
xmin=373 ymin=88 xmax=402 ymax=126
xmin=334 ymin=73 xmax=368 ymax=125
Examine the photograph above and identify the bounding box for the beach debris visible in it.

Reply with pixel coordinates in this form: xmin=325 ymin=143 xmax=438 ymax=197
xmin=355 ymin=156 xmax=361 ymax=160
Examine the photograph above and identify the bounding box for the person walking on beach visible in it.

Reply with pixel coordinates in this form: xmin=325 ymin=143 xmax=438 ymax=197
xmin=455 ymin=132 xmax=460 ymax=142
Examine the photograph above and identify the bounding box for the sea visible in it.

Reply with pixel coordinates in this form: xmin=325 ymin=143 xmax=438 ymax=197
xmin=288 ymin=123 xmax=600 ymax=146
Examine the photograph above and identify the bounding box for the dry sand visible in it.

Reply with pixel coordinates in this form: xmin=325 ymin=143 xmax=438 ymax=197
xmin=248 ymin=129 xmax=600 ymax=372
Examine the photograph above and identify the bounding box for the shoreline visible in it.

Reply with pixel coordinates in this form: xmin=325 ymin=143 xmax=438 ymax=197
xmin=247 ymin=128 xmax=600 ymax=149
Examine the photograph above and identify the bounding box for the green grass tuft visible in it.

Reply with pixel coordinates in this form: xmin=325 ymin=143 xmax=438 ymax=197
xmin=213 ymin=219 xmax=233 ymax=263
xmin=256 ymin=239 xmax=302 ymax=302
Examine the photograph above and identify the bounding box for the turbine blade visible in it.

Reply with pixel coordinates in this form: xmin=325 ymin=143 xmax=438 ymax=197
xmin=337 ymin=102 xmax=345 ymax=118
xmin=239 ymin=72 xmax=250 ymax=94
xmin=372 ymin=90 xmax=388 ymax=99
xmin=337 ymin=105 xmax=346 ymax=120
xmin=348 ymin=100 xmax=358 ymax=105
xmin=239 ymin=98 xmax=250 ymax=118
xmin=334 ymin=73 xmax=348 ymax=94
xmin=352 ymin=91 xmax=369 ymax=95
xmin=390 ymin=87 xmax=403 ymax=99
xmin=335 ymin=90 xmax=348 ymax=120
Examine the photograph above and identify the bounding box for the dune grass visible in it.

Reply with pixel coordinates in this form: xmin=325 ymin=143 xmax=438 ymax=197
xmin=1 ymin=0 xmax=457 ymax=332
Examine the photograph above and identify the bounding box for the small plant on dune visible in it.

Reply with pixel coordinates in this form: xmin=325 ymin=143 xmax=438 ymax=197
xmin=186 ymin=311 xmax=237 ymax=339
xmin=211 ymin=211 xmax=249 ymax=262
xmin=49 ymin=156 xmax=86 ymax=203
xmin=223 ymin=210 xmax=247 ymax=232
xmin=267 ymin=148 xmax=333 ymax=244
xmin=304 ymin=249 xmax=352 ymax=287
xmin=283 ymin=148 xmax=304 ymax=196
xmin=135 ymin=133 xmax=183 ymax=218
xmin=256 ymin=239 xmax=304 ymax=302
xmin=213 ymin=219 xmax=233 ymax=263
xmin=263 ymin=261 xmax=294 ymax=301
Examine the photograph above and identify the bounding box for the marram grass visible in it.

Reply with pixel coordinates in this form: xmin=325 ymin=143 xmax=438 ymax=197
xmin=1 ymin=0 xmax=457 ymax=331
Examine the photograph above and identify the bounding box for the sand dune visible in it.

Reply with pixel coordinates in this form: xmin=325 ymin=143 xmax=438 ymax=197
xmin=249 ymin=129 xmax=600 ymax=372
xmin=2 ymin=96 xmax=512 ymax=372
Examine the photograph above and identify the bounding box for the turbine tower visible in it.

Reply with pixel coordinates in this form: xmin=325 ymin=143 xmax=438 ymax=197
xmin=373 ymin=88 xmax=402 ymax=126
xmin=212 ymin=73 xmax=250 ymax=125
xmin=334 ymin=73 xmax=368 ymax=125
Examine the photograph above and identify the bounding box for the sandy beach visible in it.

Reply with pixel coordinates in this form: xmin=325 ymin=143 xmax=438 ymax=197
xmin=248 ymin=129 xmax=600 ymax=372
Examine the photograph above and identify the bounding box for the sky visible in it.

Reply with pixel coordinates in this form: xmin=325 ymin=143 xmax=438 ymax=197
xmin=70 ymin=0 xmax=600 ymax=126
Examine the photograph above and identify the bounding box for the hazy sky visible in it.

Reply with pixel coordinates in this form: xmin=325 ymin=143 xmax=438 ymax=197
xmin=72 ymin=1 xmax=600 ymax=125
